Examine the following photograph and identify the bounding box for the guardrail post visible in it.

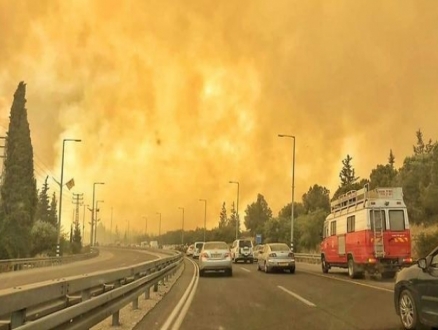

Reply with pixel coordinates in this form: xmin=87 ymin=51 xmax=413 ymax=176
xmin=153 ymin=282 xmax=158 ymax=292
xmin=112 ymin=310 xmax=120 ymax=327
xmin=11 ymin=309 xmax=26 ymax=328
xmin=144 ymin=286 xmax=151 ymax=299
xmin=132 ymin=274 xmax=139 ymax=310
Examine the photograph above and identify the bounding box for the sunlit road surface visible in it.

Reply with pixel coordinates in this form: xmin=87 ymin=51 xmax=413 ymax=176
xmin=0 ymin=247 xmax=159 ymax=289
xmin=141 ymin=258 xmax=404 ymax=330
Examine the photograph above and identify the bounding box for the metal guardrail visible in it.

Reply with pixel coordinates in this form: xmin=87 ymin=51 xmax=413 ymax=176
xmin=295 ymin=253 xmax=321 ymax=264
xmin=0 ymin=249 xmax=183 ymax=330
xmin=0 ymin=249 xmax=100 ymax=273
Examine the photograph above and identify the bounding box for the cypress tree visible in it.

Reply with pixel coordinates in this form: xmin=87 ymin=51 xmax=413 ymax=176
xmin=35 ymin=176 xmax=51 ymax=223
xmin=0 ymin=82 xmax=37 ymax=258
xmin=49 ymin=192 xmax=58 ymax=227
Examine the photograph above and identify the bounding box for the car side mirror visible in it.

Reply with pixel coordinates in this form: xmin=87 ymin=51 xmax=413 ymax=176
xmin=418 ymin=258 xmax=427 ymax=270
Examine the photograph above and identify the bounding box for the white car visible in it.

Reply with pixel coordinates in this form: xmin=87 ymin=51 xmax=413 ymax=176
xmin=186 ymin=244 xmax=195 ymax=256
xmin=199 ymin=241 xmax=232 ymax=277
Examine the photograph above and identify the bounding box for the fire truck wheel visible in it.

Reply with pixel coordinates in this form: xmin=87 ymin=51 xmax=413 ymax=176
xmin=321 ymin=257 xmax=329 ymax=274
xmin=347 ymin=258 xmax=361 ymax=279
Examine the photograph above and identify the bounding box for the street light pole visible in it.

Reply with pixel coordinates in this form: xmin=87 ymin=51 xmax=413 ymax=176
xmin=57 ymin=138 xmax=81 ymax=256
xmin=199 ymin=199 xmax=207 ymax=241
xmin=91 ymin=182 xmax=105 ymax=246
xmin=95 ymin=200 xmax=104 ymax=245
xmin=156 ymin=212 xmax=161 ymax=237
xmin=179 ymin=207 xmax=184 ymax=245
xmin=82 ymin=204 xmax=88 ymax=243
xmin=278 ymin=134 xmax=296 ymax=252
xmin=229 ymin=181 xmax=240 ymax=240
xmin=143 ymin=216 xmax=147 ymax=237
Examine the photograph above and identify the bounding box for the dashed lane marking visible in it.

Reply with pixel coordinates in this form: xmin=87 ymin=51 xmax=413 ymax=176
xmin=277 ymin=285 xmax=316 ymax=307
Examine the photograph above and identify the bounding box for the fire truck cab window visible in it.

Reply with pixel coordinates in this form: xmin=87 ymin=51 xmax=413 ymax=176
xmin=370 ymin=210 xmax=386 ymax=231
xmin=330 ymin=221 xmax=336 ymax=236
xmin=388 ymin=210 xmax=405 ymax=231
xmin=347 ymin=215 xmax=355 ymax=233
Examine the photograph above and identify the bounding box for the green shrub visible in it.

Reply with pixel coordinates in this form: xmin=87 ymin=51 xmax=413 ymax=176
xmin=415 ymin=230 xmax=438 ymax=258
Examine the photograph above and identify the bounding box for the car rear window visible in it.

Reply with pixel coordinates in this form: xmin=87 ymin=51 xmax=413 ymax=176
xmin=204 ymin=242 xmax=228 ymax=250
xmin=195 ymin=243 xmax=204 ymax=249
xmin=269 ymin=244 xmax=289 ymax=251
xmin=239 ymin=240 xmax=252 ymax=248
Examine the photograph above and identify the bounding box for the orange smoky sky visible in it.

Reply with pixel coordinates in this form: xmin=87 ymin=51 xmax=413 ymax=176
xmin=1 ymin=0 xmax=438 ymax=236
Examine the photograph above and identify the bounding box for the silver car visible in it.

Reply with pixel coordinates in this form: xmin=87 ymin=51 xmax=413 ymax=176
xmin=256 ymin=243 xmax=295 ymax=274
xmin=199 ymin=241 xmax=233 ymax=277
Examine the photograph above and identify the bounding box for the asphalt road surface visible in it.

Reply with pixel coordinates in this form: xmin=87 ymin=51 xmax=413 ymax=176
xmin=0 ymin=247 xmax=159 ymax=289
xmin=138 ymin=258 xmax=404 ymax=330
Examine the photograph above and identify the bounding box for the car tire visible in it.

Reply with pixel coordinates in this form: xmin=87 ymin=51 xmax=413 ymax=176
xmin=399 ymin=289 xmax=423 ymax=330
xmin=289 ymin=267 xmax=295 ymax=274
xmin=228 ymin=269 xmax=233 ymax=277
xmin=321 ymin=257 xmax=329 ymax=274
xmin=199 ymin=269 xmax=204 ymax=277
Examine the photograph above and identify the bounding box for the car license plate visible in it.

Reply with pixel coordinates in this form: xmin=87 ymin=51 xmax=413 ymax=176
xmin=280 ymin=262 xmax=288 ymax=266
xmin=211 ymin=254 xmax=221 ymax=258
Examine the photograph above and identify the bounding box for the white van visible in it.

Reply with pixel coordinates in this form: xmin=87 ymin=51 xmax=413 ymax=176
xmin=192 ymin=241 xmax=205 ymax=259
xmin=231 ymin=239 xmax=254 ymax=263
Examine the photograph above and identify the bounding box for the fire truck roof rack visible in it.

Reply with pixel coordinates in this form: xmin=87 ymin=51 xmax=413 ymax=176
xmin=330 ymin=186 xmax=403 ymax=213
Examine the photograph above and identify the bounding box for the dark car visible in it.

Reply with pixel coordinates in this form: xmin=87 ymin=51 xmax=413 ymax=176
xmin=394 ymin=246 xmax=438 ymax=329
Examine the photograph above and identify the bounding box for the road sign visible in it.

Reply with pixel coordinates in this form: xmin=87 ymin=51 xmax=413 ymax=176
xmin=256 ymin=234 xmax=262 ymax=244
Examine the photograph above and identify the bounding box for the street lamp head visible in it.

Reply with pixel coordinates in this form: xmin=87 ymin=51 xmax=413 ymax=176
xmin=278 ymin=134 xmax=295 ymax=138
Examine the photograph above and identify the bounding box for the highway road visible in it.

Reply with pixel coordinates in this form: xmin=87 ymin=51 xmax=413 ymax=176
xmin=0 ymin=247 xmax=159 ymax=289
xmin=137 ymin=258 xmax=404 ymax=330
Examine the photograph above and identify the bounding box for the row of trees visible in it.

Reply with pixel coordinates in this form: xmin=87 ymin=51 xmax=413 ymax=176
xmin=0 ymin=82 xmax=83 ymax=259
xmin=143 ymin=130 xmax=438 ymax=256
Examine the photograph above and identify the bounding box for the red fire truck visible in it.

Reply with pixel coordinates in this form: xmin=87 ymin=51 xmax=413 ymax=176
xmin=320 ymin=186 xmax=413 ymax=279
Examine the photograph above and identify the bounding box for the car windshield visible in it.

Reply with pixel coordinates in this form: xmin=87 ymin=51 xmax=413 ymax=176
xmin=269 ymin=244 xmax=290 ymax=251
xmin=203 ymin=242 xmax=228 ymax=250
xmin=239 ymin=240 xmax=252 ymax=248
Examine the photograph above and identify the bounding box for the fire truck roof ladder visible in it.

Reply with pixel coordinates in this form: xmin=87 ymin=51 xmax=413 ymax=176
xmin=331 ymin=186 xmax=368 ymax=212
xmin=372 ymin=208 xmax=386 ymax=258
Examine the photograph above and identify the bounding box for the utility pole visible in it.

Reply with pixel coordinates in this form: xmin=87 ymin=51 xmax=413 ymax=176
xmin=72 ymin=193 xmax=83 ymax=245
xmin=72 ymin=193 xmax=84 ymax=226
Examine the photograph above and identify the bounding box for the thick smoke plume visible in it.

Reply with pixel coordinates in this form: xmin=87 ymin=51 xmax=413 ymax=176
xmin=1 ymin=1 xmax=438 ymax=234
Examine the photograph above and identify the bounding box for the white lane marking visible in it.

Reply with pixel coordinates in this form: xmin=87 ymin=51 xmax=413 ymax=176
xmin=301 ymin=270 xmax=394 ymax=293
xmin=160 ymin=257 xmax=198 ymax=330
xmin=277 ymin=286 xmax=316 ymax=307
xmin=240 ymin=267 xmax=251 ymax=273
xmin=171 ymin=259 xmax=199 ymax=330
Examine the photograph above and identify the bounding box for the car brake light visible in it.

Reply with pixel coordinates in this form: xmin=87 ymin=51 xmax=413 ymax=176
xmin=368 ymin=258 xmax=377 ymax=263
xmin=403 ymin=257 xmax=413 ymax=263
xmin=224 ymin=252 xmax=231 ymax=258
xmin=269 ymin=253 xmax=277 ymax=257
xmin=201 ymin=253 xmax=209 ymax=259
